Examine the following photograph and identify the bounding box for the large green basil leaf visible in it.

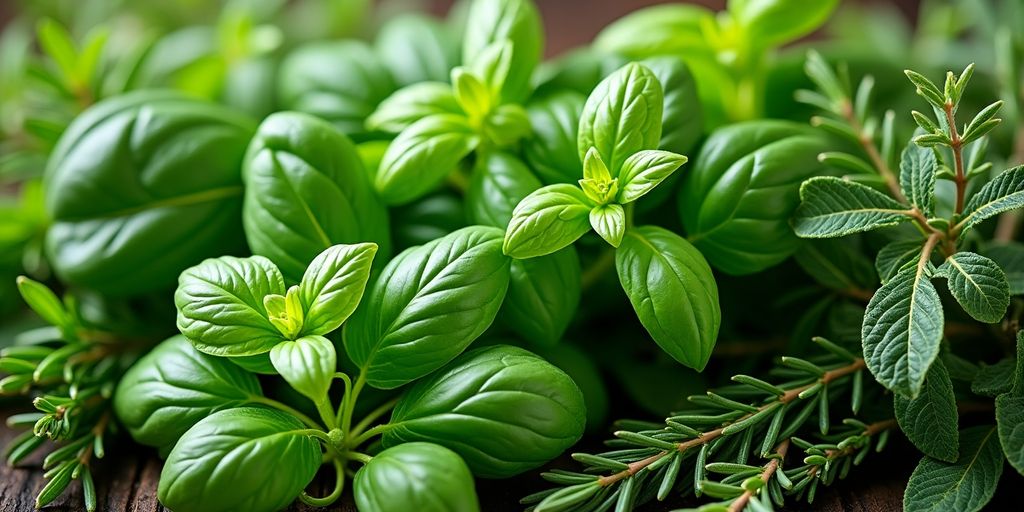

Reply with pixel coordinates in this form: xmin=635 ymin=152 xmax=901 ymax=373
xmin=175 ymin=255 xmax=286 ymax=356
xmin=299 ymin=243 xmax=378 ymax=336
xmin=223 ymin=57 xmax=278 ymax=119
xmin=616 ymin=225 xmax=721 ymax=371
xmin=462 ymin=0 xmax=543 ymax=104
xmin=729 ymin=0 xmax=839 ymax=47
xmin=578 ymin=62 xmax=663 ymax=176
xmin=366 ymin=82 xmax=462 ymax=133
xmin=594 ymin=4 xmax=714 ymax=59
xmin=354 ymin=442 xmax=479 ymax=512
xmin=523 ymin=91 xmax=586 ymax=185
xmin=270 ymin=335 xmax=336 ymax=403
xmin=113 ymin=335 xmax=262 ymax=457
xmin=533 ymin=48 xmax=627 ymax=98
xmin=466 ymin=151 xmax=541 ymax=228
xmin=499 ymin=246 xmax=581 ymax=347
xmin=391 ymin=193 xmax=467 ymax=250
xmin=383 ymin=345 xmax=586 ymax=478
xmin=642 ymin=56 xmax=703 ymax=156
xmin=375 ymin=14 xmax=460 ymax=87
xmin=679 ymin=120 xmax=830 ymax=275
xmin=503 ymin=184 xmax=594 ymax=259
xmin=278 ymin=40 xmax=395 ymax=136
xmin=537 ymin=343 xmax=609 ymax=432
xmin=158 ymin=407 xmax=321 ymax=512
xmin=343 ymin=226 xmax=511 ymax=389
xmin=44 ymin=91 xmax=253 ymax=296
xmin=375 ymin=114 xmax=479 ymax=205
xmin=242 ymin=112 xmax=390 ymax=283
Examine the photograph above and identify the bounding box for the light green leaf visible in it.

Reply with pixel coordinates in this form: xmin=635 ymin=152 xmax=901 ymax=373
xmin=894 ymin=360 xmax=959 ymax=462
xmin=794 ymin=177 xmax=912 ymax=238
xmin=482 ymin=103 xmax=531 ymax=147
xmin=578 ymin=63 xmax=664 ymax=176
xmin=899 ymin=143 xmax=937 ymax=216
xmin=269 ymin=335 xmax=336 ymax=403
xmin=582 ymin=146 xmax=612 ymax=183
xmin=15 ymin=277 xmax=71 ymax=332
xmin=374 ymin=14 xmax=459 ymax=87
xmin=343 ymin=226 xmax=511 ymax=389
xmin=862 ymin=264 xmax=943 ymax=397
xmin=594 ymin=5 xmax=713 ymax=59
xmin=462 ymin=0 xmax=543 ymax=104
xmin=958 ymin=165 xmax=1024 ymax=234
xmin=903 ymin=426 xmax=1003 ymax=512
xmin=366 ymin=82 xmax=461 ymax=133
xmin=876 ymin=239 xmax=925 ymax=284
xmin=503 ymin=184 xmax=594 ymax=259
xmin=499 ymin=247 xmax=581 ymax=347
xmin=937 ymin=252 xmax=1010 ymax=323
xmin=37 ymin=19 xmax=77 ymax=85
xmin=375 ymin=114 xmax=479 ymax=205
xmin=729 ymin=0 xmax=839 ymax=47
xmin=175 ymin=256 xmax=286 ymax=357
xmin=468 ymin=40 xmax=512 ymax=101
xmin=616 ymin=225 xmax=720 ymax=370
xmin=298 ymin=243 xmax=378 ymax=336
xmin=589 ymin=203 xmax=625 ymax=248
xmin=617 ymin=150 xmax=687 ymax=204
xmin=452 ymin=67 xmax=492 ymax=119
xmin=466 ymin=151 xmax=542 ymax=228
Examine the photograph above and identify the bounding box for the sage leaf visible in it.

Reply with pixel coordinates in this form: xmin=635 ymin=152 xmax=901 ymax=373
xmin=503 ymin=184 xmax=594 ymax=259
xmin=175 ymin=255 xmax=286 ymax=357
xmin=269 ymin=335 xmax=336 ymax=403
xmin=958 ymin=165 xmax=1024 ymax=234
xmin=375 ymin=114 xmax=479 ymax=205
xmin=996 ymin=332 xmax=1024 ymax=475
xmin=862 ymin=264 xmax=943 ymax=397
xmin=113 ymin=336 xmax=262 ymax=457
xmin=383 ymin=345 xmax=586 ymax=478
xmin=578 ymin=62 xmax=663 ymax=176
xmin=499 ymin=247 xmax=581 ymax=347
xmin=242 ymin=112 xmax=390 ymax=282
xmin=894 ymin=359 xmax=959 ymax=462
xmin=298 ymin=243 xmax=378 ymax=336
xmin=159 ymin=408 xmax=321 ymax=512
xmin=983 ymin=242 xmax=1024 ymax=295
xmin=616 ymin=225 xmax=720 ymax=371
xmin=899 ymin=143 xmax=937 ymax=216
xmin=876 ymin=239 xmax=925 ymax=284
xmin=903 ymin=426 xmax=1003 ymax=512
xmin=343 ymin=226 xmax=511 ymax=389
xmin=354 ymin=443 xmax=479 ymax=512
xmin=971 ymin=359 xmax=1015 ymax=397
xmin=937 ymin=251 xmax=1010 ymax=323
xmin=793 ymin=177 xmax=912 ymax=238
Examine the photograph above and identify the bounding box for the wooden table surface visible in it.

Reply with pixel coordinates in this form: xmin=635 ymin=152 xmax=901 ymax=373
xmin=1 ymin=406 xmax=909 ymax=512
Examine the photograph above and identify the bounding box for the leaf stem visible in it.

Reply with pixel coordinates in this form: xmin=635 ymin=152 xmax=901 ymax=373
xmin=348 ymin=397 xmax=400 ymax=440
xmin=314 ymin=399 xmax=337 ymax=430
xmin=340 ymin=372 xmax=366 ymax=438
xmin=334 ymin=372 xmax=353 ymax=427
xmin=247 ymin=396 xmax=324 ymax=431
xmin=944 ymin=102 xmax=968 ymax=215
xmin=348 ymin=423 xmax=396 ymax=449
xmin=346 ymin=451 xmax=373 ymax=464
xmin=299 ymin=458 xmax=345 ymax=507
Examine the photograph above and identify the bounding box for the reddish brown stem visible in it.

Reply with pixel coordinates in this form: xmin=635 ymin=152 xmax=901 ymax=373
xmin=944 ymin=103 xmax=967 ymax=215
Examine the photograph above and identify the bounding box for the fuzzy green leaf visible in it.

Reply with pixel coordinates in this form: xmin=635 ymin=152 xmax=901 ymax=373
xmin=958 ymin=165 xmax=1024 ymax=234
xmin=899 ymin=143 xmax=937 ymax=216
xmin=894 ymin=360 xmax=959 ymax=462
xmin=937 ymin=252 xmax=1010 ymax=323
xmin=972 ymin=359 xmax=1015 ymax=397
xmin=862 ymin=264 xmax=943 ymax=397
xmin=876 ymin=239 xmax=925 ymax=284
xmin=983 ymin=243 xmax=1024 ymax=295
xmin=903 ymin=426 xmax=1003 ymax=512
xmin=794 ymin=177 xmax=912 ymax=238
xmin=996 ymin=332 xmax=1024 ymax=476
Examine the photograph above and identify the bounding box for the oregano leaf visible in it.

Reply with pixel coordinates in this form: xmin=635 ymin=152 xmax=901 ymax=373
xmin=894 ymin=359 xmax=959 ymax=462
xmin=793 ymin=177 xmax=912 ymax=238
xmin=937 ymin=251 xmax=1010 ymax=323
xmin=903 ymin=426 xmax=1003 ymax=512
xmin=899 ymin=143 xmax=937 ymax=216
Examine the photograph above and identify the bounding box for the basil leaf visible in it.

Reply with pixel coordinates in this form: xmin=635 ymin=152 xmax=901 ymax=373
xmin=894 ymin=359 xmax=959 ymax=462
xmin=270 ymin=335 xmax=336 ymax=403
xmin=299 ymin=243 xmax=378 ymax=336
xmin=354 ymin=442 xmax=479 ymax=512
xmin=899 ymin=143 xmax=937 ymax=217
xmin=533 ymin=48 xmax=627 ymax=98
xmin=679 ymin=121 xmax=830 ymax=275
xmin=537 ymin=344 xmax=610 ymax=431
xmin=903 ymin=426 xmax=1003 ymax=512
xmin=375 ymin=114 xmax=479 ymax=205
xmin=730 ymin=0 xmax=839 ymax=47
xmin=159 ymin=408 xmax=321 ymax=512
xmin=467 ymin=151 xmax=542 ymax=228
xmin=366 ymin=82 xmax=461 ymax=133
xmin=374 ymin=14 xmax=460 ymax=87
xmin=523 ymin=91 xmax=586 ymax=185
xmin=642 ymin=56 xmax=703 ymax=156
xmin=590 ymin=203 xmax=625 ymax=248
xmin=616 ymin=225 xmax=721 ymax=371
xmin=279 ymin=40 xmax=396 ymax=136
xmin=44 ymin=91 xmax=252 ymax=296
xmin=113 ymin=336 xmax=262 ymax=457
xmin=500 ymin=247 xmax=581 ymax=347
xmin=578 ymin=62 xmax=663 ymax=176
xmin=594 ymin=4 xmax=713 ymax=59
xmin=617 ymin=150 xmax=688 ymax=204
xmin=462 ymin=0 xmax=543 ymax=104
xmin=383 ymin=345 xmax=585 ymax=478
xmin=862 ymin=264 xmax=944 ymax=397
xmin=391 ymin=192 xmax=467 ymax=250
xmin=344 ymin=226 xmax=511 ymax=389
xmin=959 ymin=165 xmax=1024 ymax=234
xmin=242 ymin=112 xmax=390 ymax=282
xmin=175 ymin=255 xmax=286 ymax=357
xmin=937 ymin=251 xmax=1010 ymax=323
xmin=503 ymin=184 xmax=594 ymax=259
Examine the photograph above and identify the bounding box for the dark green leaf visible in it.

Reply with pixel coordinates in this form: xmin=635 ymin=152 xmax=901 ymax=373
xmin=876 ymin=239 xmax=925 ymax=284
xmin=903 ymin=426 xmax=1003 ymax=512
xmin=794 ymin=177 xmax=912 ymax=238
xmin=894 ymin=359 xmax=959 ymax=462
xmin=354 ymin=442 xmax=479 ymax=512
xmin=937 ymin=252 xmax=1010 ymax=323
xmin=466 ymin=151 xmax=541 ymax=228
xmin=375 ymin=114 xmax=478 ymax=205
xmin=958 ymin=165 xmax=1024 ymax=234
xmin=971 ymin=359 xmax=1015 ymax=397
xmin=523 ymin=91 xmax=585 ymax=185
xmin=983 ymin=242 xmax=1024 ymax=295
xmin=899 ymin=143 xmax=937 ymax=216
xmin=499 ymin=247 xmax=581 ymax=347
